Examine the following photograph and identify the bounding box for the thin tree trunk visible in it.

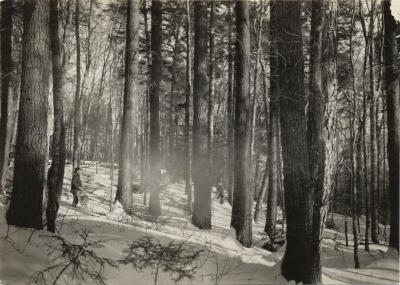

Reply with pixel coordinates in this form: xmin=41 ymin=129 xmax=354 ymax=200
xmin=148 ymin=0 xmax=162 ymax=216
xmin=208 ymin=1 xmax=215 ymax=185
xmin=230 ymin=0 xmax=252 ymax=248
xmin=0 ymin=0 xmax=14 ymax=195
xmin=72 ymin=0 xmax=81 ymax=170
xmin=7 ymin=0 xmax=51 ymax=229
xmin=184 ymin=0 xmax=192 ymax=212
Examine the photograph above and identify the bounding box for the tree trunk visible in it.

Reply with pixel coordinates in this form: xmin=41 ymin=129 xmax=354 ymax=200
xmin=230 ymin=0 xmax=252 ymax=248
xmin=0 ymin=0 xmax=14 ymax=195
xmin=275 ymin=1 xmax=313 ymax=283
xmin=184 ymin=0 xmax=192 ymax=213
xmin=72 ymin=0 xmax=81 ymax=170
xmin=148 ymin=0 xmax=162 ymax=216
xmin=383 ymin=0 xmax=399 ymax=253
xmin=46 ymin=0 xmax=67 ymax=233
xmin=6 ymin=0 xmax=51 ymax=229
xmin=192 ymin=0 xmax=211 ymax=229
xmin=226 ymin=4 xmax=234 ymax=206
xmin=208 ymin=1 xmax=215 ymax=185
xmin=116 ymin=0 xmax=140 ymax=213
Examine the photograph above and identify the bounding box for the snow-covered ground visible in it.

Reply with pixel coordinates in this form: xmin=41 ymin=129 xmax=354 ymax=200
xmin=0 ymin=162 xmax=398 ymax=284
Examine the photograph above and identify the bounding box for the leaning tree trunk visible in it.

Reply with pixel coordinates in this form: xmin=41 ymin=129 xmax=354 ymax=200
xmin=148 ymin=0 xmax=162 ymax=216
xmin=383 ymin=0 xmax=399 ymax=253
xmin=46 ymin=0 xmax=67 ymax=233
xmin=230 ymin=0 xmax=252 ymax=248
xmin=191 ymin=0 xmax=211 ymax=229
xmin=6 ymin=0 xmax=51 ymax=230
xmin=116 ymin=0 xmax=140 ymax=213
xmin=0 ymin=0 xmax=14 ymax=195
xmin=275 ymin=1 xmax=314 ymax=283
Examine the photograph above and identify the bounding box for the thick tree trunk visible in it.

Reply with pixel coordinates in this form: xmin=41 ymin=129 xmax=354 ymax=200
xmin=6 ymin=0 xmax=51 ymax=229
xmin=192 ymin=1 xmax=211 ymax=229
xmin=148 ymin=0 xmax=162 ymax=216
xmin=46 ymin=0 xmax=67 ymax=233
xmin=0 ymin=0 xmax=14 ymax=195
xmin=230 ymin=0 xmax=252 ymax=248
xmin=184 ymin=0 xmax=192 ymax=212
xmin=383 ymin=0 xmax=399 ymax=253
xmin=72 ymin=0 xmax=81 ymax=170
xmin=275 ymin=1 xmax=314 ymax=283
xmin=116 ymin=0 xmax=140 ymax=213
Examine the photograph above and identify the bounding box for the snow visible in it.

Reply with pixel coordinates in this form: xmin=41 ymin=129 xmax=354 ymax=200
xmin=0 ymin=162 xmax=398 ymax=284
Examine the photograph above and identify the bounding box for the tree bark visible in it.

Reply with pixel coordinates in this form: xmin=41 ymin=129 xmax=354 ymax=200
xmin=7 ymin=0 xmax=51 ymax=230
xmin=116 ymin=0 xmax=140 ymax=213
xmin=148 ymin=0 xmax=162 ymax=216
xmin=184 ymin=0 xmax=192 ymax=212
xmin=383 ymin=0 xmax=399 ymax=253
xmin=208 ymin=1 xmax=215 ymax=184
xmin=0 ymin=0 xmax=14 ymax=195
xmin=46 ymin=0 xmax=67 ymax=233
xmin=230 ymin=0 xmax=252 ymax=248
xmin=192 ymin=0 xmax=211 ymax=229
xmin=275 ymin=1 xmax=313 ymax=282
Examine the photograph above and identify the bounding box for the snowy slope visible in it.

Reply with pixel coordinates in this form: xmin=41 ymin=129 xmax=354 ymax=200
xmin=0 ymin=163 xmax=398 ymax=285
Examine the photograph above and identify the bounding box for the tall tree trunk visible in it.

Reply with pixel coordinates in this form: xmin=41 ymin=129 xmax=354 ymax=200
xmin=276 ymin=1 xmax=313 ymax=283
xmin=46 ymin=0 xmax=67 ymax=233
xmin=368 ymin=2 xmax=379 ymax=243
xmin=0 ymin=0 xmax=14 ymax=195
xmin=230 ymin=0 xmax=252 ymax=248
xmin=208 ymin=0 xmax=215 ymax=185
xmin=184 ymin=0 xmax=192 ymax=212
xmin=307 ymin=0 xmax=338 ymax=280
xmin=72 ymin=0 xmax=81 ymax=170
xmin=226 ymin=4 xmax=234 ymax=206
xmin=192 ymin=0 xmax=211 ymax=229
xmin=116 ymin=0 xmax=140 ymax=213
xmin=7 ymin=0 xmax=51 ymax=229
xmin=383 ymin=0 xmax=399 ymax=253
xmin=148 ymin=0 xmax=162 ymax=216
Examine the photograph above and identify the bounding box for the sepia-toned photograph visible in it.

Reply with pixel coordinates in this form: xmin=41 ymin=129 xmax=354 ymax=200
xmin=0 ymin=0 xmax=399 ymax=284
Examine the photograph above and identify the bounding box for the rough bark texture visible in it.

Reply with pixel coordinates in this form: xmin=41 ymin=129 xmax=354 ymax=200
xmin=226 ymin=4 xmax=234 ymax=206
xmin=6 ymin=0 xmax=51 ymax=230
xmin=276 ymin=1 xmax=313 ymax=283
xmin=192 ymin=0 xmax=211 ymax=229
xmin=184 ymin=0 xmax=192 ymax=212
xmin=0 ymin=0 xmax=14 ymax=195
xmin=116 ymin=0 xmax=140 ymax=213
xmin=383 ymin=0 xmax=399 ymax=253
xmin=148 ymin=0 xmax=162 ymax=216
xmin=46 ymin=0 xmax=66 ymax=233
xmin=72 ymin=0 xmax=81 ymax=170
xmin=306 ymin=0 xmax=338 ymax=281
xmin=230 ymin=0 xmax=252 ymax=248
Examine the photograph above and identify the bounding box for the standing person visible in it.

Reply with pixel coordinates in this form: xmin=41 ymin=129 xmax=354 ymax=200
xmin=71 ymin=167 xmax=82 ymax=207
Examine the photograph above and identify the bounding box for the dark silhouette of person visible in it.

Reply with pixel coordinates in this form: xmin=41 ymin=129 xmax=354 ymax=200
xmin=71 ymin=167 xmax=82 ymax=207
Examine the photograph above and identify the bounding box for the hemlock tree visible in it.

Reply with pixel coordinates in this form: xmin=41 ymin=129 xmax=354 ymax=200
xmin=383 ymin=0 xmax=399 ymax=253
xmin=148 ymin=0 xmax=162 ymax=216
xmin=46 ymin=0 xmax=67 ymax=233
xmin=0 ymin=0 xmax=14 ymax=195
xmin=6 ymin=0 xmax=51 ymax=229
xmin=116 ymin=0 xmax=140 ymax=213
xmin=230 ymin=0 xmax=252 ymax=248
xmin=191 ymin=0 xmax=211 ymax=229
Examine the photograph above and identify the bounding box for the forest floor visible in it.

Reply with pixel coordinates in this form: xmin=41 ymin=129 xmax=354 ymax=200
xmin=0 ymin=162 xmax=398 ymax=285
